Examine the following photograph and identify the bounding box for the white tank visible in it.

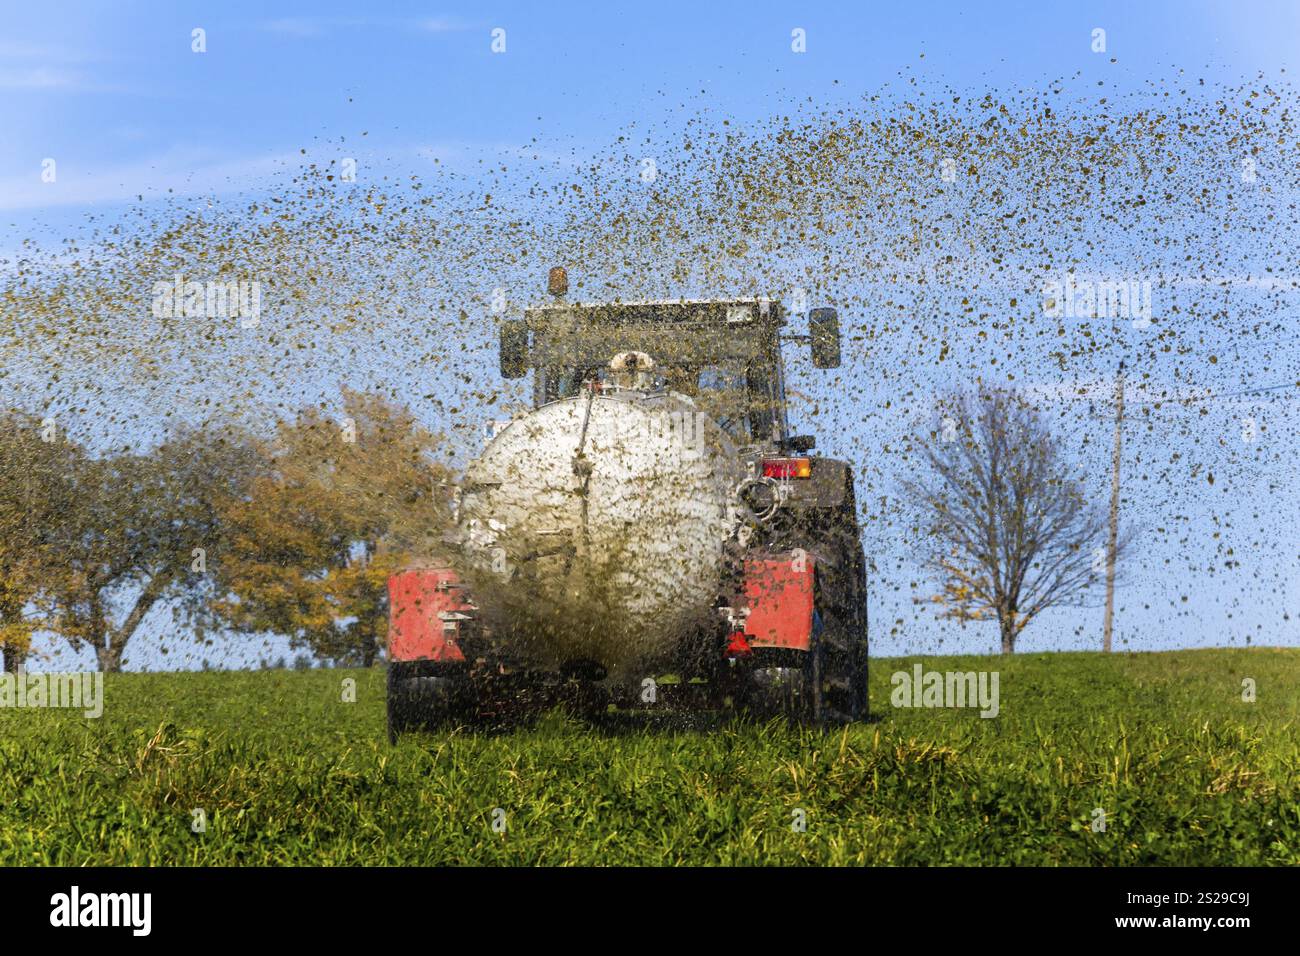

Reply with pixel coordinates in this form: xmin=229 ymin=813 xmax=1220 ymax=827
xmin=456 ymin=390 xmax=745 ymax=676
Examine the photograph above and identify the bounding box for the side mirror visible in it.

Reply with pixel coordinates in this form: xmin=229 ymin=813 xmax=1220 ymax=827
xmin=499 ymin=320 xmax=529 ymax=379
xmin=809 ymin=308 xmax=841 ymax=369
xmin=785 ymin=435 xmax=816 ymax=453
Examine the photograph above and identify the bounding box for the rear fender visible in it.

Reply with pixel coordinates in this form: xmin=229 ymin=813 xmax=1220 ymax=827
xmin=387 ymin=567 xmax=472 ymax=663
xmin=742 ymin=553 xmax=816 ymax=651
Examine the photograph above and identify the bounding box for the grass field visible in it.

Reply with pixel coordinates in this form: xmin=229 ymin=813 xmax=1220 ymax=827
xmin=1 ymin=648 xmax=1297 ymax=865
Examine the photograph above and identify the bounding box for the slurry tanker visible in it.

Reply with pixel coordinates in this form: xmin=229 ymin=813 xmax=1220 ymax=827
xmin=386 ymin=268 xmax=867 ymax=738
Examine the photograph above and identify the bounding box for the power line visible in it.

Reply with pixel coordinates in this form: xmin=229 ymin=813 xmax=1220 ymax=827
xmin=1080 ymin=379 xmax=1300 ymax=415
xmin=1124 ymin=380 xmax=1300 ymax=407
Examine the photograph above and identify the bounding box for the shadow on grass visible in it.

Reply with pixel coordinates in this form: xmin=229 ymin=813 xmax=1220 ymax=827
xmin=394 ymin=703 xmax=883 ymax=742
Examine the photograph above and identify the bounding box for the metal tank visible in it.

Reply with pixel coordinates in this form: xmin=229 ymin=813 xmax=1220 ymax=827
xmin=456 ymin=386 xmax=746 ymax=677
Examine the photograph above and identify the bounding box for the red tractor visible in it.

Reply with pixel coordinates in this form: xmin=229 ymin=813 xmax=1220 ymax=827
xmin=387 ymin=270 xmax=866 ymax=739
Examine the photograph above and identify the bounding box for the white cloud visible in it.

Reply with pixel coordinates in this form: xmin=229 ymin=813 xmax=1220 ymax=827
xmin=414 ymin=140 xmax=586 ymax=173
xmin=0 ymin=147 xmax=300 ymax=211
xmin=0 ymin=67 xmax=101 ymax=91
xmin=414 ymin=144 xmax=464 ymax=164
xmin=0 ymin=39 xmax=103 ymax=63
xmin=257 ymin=16 xmax=473 ymax=37
xmin=0 ymin=141 xmax=525 ymax=211
xmin=260 ymin=18 xmax=334 ymax=38
xmin=0 ymin=40 xmax=128 ymax=92
xmin=0 ymin=139 xmax=595 ymax=213
xmin=417 ymin=18 xmax=471 ymax=33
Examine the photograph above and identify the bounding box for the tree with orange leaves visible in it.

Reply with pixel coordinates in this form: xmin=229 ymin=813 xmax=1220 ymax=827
xmin=212 ymin=390 xmax=452 ymax=666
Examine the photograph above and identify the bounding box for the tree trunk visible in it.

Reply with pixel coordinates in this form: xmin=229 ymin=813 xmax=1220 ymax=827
xmin=999 ymin=616 xmax=1016 ymax=654
xmin=96 ymin=641 xmax=124 ymax=673
xmin=362 ymin=640 xmax=377 ymax=668
xmin=2 ymin=644 xmax=26 ymax=673
xmin=85 ymin=575 xmax=166 ymax=673
xmin=1 ymin=601 xmax=29 ymax=672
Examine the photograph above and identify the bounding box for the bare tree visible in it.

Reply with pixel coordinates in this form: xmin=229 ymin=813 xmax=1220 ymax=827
xmin=904 ymin=389 xmax=1126 ymax=654
xmin=47 ymin=424 xmax=262 ymax=672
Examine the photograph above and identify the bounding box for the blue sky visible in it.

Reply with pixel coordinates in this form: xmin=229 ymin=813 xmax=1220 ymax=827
xmin=5 ymin=1 xmax=1300 ymax=669
xmin=5 ymin=1 xmax=1299 ymax=219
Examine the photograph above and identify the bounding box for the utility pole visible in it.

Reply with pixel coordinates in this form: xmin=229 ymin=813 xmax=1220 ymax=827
xmin=1102 ymin=360 xmax=1125 ymax=653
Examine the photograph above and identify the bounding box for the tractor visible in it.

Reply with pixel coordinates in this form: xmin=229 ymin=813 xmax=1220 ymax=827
xmin=386 ymin=268 xmax=866 ymax=739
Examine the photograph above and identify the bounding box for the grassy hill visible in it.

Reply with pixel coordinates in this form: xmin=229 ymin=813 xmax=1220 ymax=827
xmin=1 ymin=648 xmax=1297 ymax=865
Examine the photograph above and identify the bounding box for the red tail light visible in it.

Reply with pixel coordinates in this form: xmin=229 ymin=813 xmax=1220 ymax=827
xmin=725 ymin=630 xmax=753 ymax=657
xmin=762 ymin=457 xmax=812 ymax=479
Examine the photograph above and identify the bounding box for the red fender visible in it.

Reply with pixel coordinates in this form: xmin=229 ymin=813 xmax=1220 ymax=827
xmin=742 ymin=553 xmax=816 ymax=651
xmin=387 ymin=567 xmax=471 ymax=662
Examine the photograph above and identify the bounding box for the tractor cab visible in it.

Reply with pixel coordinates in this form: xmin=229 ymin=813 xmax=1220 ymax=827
xmin=498 ymin=268 xmax=841 ymax=451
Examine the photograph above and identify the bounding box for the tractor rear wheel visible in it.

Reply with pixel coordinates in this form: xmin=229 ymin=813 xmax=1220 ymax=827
xmin=816 ymin=507 xmax=869 ymax=722
xmin=741 ymin=507 xmax=868 ymax=726
xmin=386 ymin=661 xmax=467 ymax=742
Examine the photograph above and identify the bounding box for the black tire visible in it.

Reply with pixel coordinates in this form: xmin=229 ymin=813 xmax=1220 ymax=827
xmin=741 ymin=505 xmax=868 ymax=727
xmin=817 ymin=510 xmax=870 ymax=722
xmin=386 ymin=661 xmax=466 ymax=742
xmin=745 ymin=652 xmax=819 ymax=722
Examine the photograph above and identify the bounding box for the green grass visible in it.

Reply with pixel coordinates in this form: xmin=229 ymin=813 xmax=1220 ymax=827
xmin=1 ymin=648 xmax=1297 ymax=865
